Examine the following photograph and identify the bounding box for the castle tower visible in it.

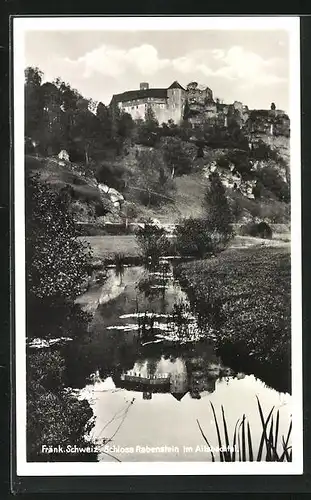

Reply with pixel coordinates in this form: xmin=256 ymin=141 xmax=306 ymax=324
xmin=140 ymin=82 xmax=149 ymax=90
xmin=167 ymin=81 xmax=186 ymax=123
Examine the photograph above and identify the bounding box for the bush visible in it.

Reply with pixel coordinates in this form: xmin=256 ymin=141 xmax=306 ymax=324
xmin=161 ymin=136 xmax=195 ymax=177
xmin=250 ymin=140 xmax=279 ymax=162
xmin=255 ymin=164 xmax=290 ymax=202
xmin=225 ymin=150 xmax=251 ymax=176
xmin=175 ymin=217 xmax=232 ymax=258
xmin=26 ymin=175 xmax=92 ymax=300
xmin=27 ymin=351 xmax=65 ymax=392
xmin=134 ymin=149 xmax=175 ymax=207
xmin=175 ymin=218 xmax=213 ymax=258
xmin=203 ymin=172 xmax=234 ymax=235
xmin=239 ymin=221 xmax=273 ymax=239
xmin=95 ymin=162 xmax=126 ymax=192
xmin=216 ymin=156 xmax=230 ymax=169
xmin=27 ymin=351 xmax=96 ymax=462
xmin=136 ymin=222 xmax=171 ymax=260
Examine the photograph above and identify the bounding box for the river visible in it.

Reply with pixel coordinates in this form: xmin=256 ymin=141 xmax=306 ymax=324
xmin=61 ymin=258 xmax=292 ymax=462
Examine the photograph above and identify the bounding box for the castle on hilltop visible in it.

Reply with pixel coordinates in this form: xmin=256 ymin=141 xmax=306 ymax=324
xmin=110 ymin=80 xmax=290 ymax=137
xmin=111 ymin=80 xmax=187 ymax=125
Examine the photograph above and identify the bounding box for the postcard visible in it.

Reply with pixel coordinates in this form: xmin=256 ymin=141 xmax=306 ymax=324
xmin=13 ymin=15 xmax=302 ymax=476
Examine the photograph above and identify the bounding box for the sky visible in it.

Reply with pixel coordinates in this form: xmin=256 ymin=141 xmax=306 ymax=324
xmin=24 ymin=30 xmax=290 ymax=112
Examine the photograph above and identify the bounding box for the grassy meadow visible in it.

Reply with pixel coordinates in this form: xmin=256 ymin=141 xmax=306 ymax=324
xmin=175 ymin=244 xmax=291 ymax=393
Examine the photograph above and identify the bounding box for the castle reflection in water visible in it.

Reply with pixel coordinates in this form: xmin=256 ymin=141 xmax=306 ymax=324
xmin=114 ymin=354 xmax=233 ymax=401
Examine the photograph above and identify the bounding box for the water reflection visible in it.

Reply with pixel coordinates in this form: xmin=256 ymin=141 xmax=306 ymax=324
xmin=61 ymin=258 xmax=292 ymax=462
xmin=80 ymin=371 xmax=291 ymax=463
xmin=112 ymin=342 xmax=232 ymax=402
xmin=65 ymin=260 xmax=290 ymax=396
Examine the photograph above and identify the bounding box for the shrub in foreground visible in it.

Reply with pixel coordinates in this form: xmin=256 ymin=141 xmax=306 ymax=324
xmin=175 ymin=217 xmax=234 ymax=258
xmin=239 ymin=221 xmax=273 ymax=239
xmin=136 ymin=222 xmax=171 ymax=260
xmin=27 ymin=351 xmax=96 ymax=462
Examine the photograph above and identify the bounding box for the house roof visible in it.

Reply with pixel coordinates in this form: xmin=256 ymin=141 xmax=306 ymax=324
xmin=111 ymin=88 xmax=168 ymax=104
xmin=168 ymin=81 xmax=185 ymax=90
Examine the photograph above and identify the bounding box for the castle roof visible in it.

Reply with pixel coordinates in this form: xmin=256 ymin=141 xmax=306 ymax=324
xmin=171 ymin=392 xmax=188 ymax=401
xmin=111 ymin=88 xmax=167 ymax=104
xmin=168 ymin=81 xmax=185 ymax=90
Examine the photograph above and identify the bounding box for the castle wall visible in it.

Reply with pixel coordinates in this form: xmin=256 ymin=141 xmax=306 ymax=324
xmin=118 ymin=90 xmax=186 ymax=125
xmin=119 ymin=96 xmax=167 ymax=121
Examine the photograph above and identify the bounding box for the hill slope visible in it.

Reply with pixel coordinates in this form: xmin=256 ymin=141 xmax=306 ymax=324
xmin=26 ymin=142 xmax=290 ymax=231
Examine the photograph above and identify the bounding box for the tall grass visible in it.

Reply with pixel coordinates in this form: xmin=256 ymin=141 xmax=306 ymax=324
xmin=197 ymin=396 xmax=292 ymax=462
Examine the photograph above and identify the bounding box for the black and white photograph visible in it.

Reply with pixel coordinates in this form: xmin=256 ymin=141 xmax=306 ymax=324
xmin=13 ymin=16 xmax=302 ymax=475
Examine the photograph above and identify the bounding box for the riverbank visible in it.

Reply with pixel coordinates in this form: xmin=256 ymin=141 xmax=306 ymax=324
xmin=175 ymin=244 xmax=291 ymax=393
xmin=79 ymin=235 xmax=140 ymax=261
xmin=79 ymin=233 xmax=290 ymax=262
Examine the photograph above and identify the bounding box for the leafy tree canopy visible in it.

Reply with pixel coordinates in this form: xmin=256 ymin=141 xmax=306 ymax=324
xmin=26 ymin=174 xmax=92 ymax=301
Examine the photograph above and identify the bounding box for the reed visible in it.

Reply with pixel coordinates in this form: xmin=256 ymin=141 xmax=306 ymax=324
xmin=197 ymin=396 xmax=292 ymax=462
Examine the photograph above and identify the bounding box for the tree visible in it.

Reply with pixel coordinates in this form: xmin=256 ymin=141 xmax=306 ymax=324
xmin=134 ymin=106 xmax=159 ymax=146
xmin=117 ymin=111 xmax=134 ymax=139
xmin=136 ymin=149 xmax=174 ymax=206
xmin=25 ymin=66 xmax=43 ymax=86
xmin=25 ymin=173 xmax=97 ymax=462
xmin=203 ymin=172 xmax=234 ymax=234
xmin=252 ymin=180 xmax=263 ymax=200
xmin=175 ymin=217 xmax=216 ymax=258
xmin=255 ymin=165 xmax=290 ymax=202
xmin=53 ymin=77 xmax=82 ymax=112
xmin=25 ymin=66 xmax=44 ymax=148
xmin=271 ymin=102 xmax=276 ymax=111
xmin=136 ymin=222 xmax=170 ymax=260
xmin=27 ymin=351 xmax=96 ymax=462
xmin=39 ymin=82 xmax=64 ymax=155
xmin=145 ymin=104 xmax=159 ymax=128
xmin=26 ymin=174 xmax=92 ymax=301
xmin=161 ymin=136 xmax=193 ymax=178
xmin=226 ymin=150 xmax=251 ymax=176
xmin=69 ymin=107 xmax=101 ymax=165
xmin=95 ymin=101 xmax=118 ymax=156
xmin=121 ymin=201 xmax=138 ymax=229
